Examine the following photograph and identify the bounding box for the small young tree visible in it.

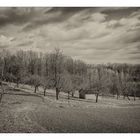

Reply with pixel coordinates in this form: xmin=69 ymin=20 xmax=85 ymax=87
xmin=119 ymin=72 xmax=131 ymax=100
xmin=0 ymin=50 xmax=8 ymax=103
xmin=0 ymin=80 xmax=5 ymax=103
xmin=125 ymin=82 xmax=137 ymax=101
xmin=60 ymin=72 xmax=73 ymax=99
xmin=25 ymin=74 xmax=41 ymax=93
xmin=41 ymin=76 xmax=53 ymax=96
xmin=90 ymin=66 xmax=110 ymax=103
xmin=90 ymin=67 xmax=102 ymax=103
xmin=109 ymin=72 xmax=120 ymax=99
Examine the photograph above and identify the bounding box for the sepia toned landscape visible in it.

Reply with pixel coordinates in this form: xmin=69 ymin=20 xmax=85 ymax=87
xmin=0 ymin=7 xmax=140 ymax=133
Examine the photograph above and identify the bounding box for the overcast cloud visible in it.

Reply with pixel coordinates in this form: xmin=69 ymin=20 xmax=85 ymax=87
xmin=0 ymin=7 xmax=140 ymax=64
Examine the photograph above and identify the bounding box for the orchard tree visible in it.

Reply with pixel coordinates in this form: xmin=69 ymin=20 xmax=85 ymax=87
xmin=41 ymin=76 xmax=53 ymax=96
xmin=119 ymin=71 xmax=131 ymax=100
xmin=50 ymin=48 xmax=65 ymax=100
xmin=90 ymin=66 xmax=108 ymax=103
xmin=0 ymin=50 xmax=10 ymax=103
xmin=0 ymin=80 xmax=5 ymax=103
xmin=25 ymin=74 xmax=42 ymax=93
xmin=60 ymin=72 xmax=73 ymax=99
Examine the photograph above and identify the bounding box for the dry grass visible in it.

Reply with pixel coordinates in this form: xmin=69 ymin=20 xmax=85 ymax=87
xmin=0 ymin=84 xmax=140 ymax=133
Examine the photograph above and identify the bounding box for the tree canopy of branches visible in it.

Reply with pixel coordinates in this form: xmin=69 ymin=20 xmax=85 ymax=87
xmin=0 ymin=49 xmax=140 ymax=102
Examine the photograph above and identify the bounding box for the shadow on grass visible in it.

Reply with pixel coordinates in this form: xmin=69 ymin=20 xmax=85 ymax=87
xmin=4 ymin=91 xmax=45 ymax=102
xmin=70 ymin=97 xmax=96 ymax=103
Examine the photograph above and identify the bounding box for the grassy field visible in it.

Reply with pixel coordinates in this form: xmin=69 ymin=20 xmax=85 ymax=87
xmin=0 ymin=84 xmax=140 ymax=133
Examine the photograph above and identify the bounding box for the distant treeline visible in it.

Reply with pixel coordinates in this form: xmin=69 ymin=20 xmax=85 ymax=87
xmin=0 ymin=49 xmax=140 ymax=101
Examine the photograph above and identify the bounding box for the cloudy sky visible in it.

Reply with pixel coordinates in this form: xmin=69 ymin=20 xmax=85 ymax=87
xmin=0 ymin=7 xmax=140 ymax=64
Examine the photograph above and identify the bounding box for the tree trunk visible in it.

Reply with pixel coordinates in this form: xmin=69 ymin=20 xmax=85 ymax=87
xmin=123 ymin=94 xmax=125 ymax=99
xmin=117 ymin=93 xmax=119 ymax=100
xmin=127 ymin=95 xmax=130 ymax=100
xmin=0 ymin=82 xmax=4 ymax=103
xmin=96 ymin=93 xmax=99 ymax=103
xmin=0 ymin=93 xmax=3 ymax=103
xmin=133 ymin=93 xmax=136 ymax=101
xmin=34 ymin=86 xmax=37 ymax=93
xmin=56 ymin=87 xmax=59 ymax=100
xmin=72 ymin=91 xmax=74 ymax=97
xmin=44 ymin=88 xmax=46 ymax=96
xmin=16 ymin=80 xmax=19 ymax=88
xmin=68 ymin=91 xmax=70 ymax=99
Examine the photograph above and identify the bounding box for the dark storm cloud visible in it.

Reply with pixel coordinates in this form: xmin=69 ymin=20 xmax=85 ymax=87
xmin=45 ymin=7 xmax=90 ymax=14
xmin=0 ymin=7 xmax=140 ymax=64
xmin=0 ymin=8 xmax=35 ymax=27
xmin=120 ymin=29 xmax=140 ymax=44
xmin=23 ymin=7 xmax=115 ymax=32
xmin=22 ymin=7 xmax=93 ymax=31
xmin=0 ymin=7 xmax=92 ymax=29
xmin=1 ymin=7 xmax=138 ymax=31
xmin=102 ymin=7 xmax=140 ymax=20
xmin=23 ymin=7 xmax=140 ymax=32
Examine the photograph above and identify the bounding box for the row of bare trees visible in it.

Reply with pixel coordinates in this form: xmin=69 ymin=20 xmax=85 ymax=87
xmin=0 ymin=49 xmax=140 ymax=102
xmin=0 ymin=49 xmax=87 ymax=101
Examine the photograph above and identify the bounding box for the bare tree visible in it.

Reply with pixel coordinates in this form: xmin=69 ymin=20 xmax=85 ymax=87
xmin=25 ymin=74 xmax=41 ymax=93
xmin=50 ymin=48 xmax=64 ymax=100
xmin=41 ymin=76 xmax=53 ymax=96
xmin=0 ymin=80 xmax=5 ymax=103
xmin=0 ymin=50 xmax=8 ymax=103
xmin=60 ymin=72 xmax=73 ymax=99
